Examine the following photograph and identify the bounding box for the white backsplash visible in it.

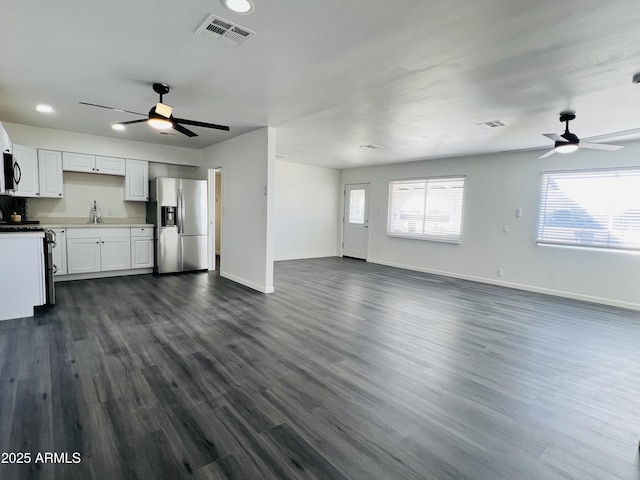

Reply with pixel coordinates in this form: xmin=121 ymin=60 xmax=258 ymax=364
xmin=28 ymin=171 xmax=146 ymax=223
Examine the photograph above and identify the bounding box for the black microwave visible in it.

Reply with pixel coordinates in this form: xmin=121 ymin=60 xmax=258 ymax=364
xmin=1 ymin=152 xmax=21 ymax=194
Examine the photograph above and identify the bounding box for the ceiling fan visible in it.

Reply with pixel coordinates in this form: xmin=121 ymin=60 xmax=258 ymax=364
xmin=538 ymin=112 xmax=623 ymax=159
xmin=80 ymin=83 xmax=230 ymax=137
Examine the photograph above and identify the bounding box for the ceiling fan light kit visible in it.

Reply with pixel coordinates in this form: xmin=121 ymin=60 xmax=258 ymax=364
xmin=555 ymin=143 xmax=579 ymax=154
xmin=147 ymin=117 xmax=173 ymax=130
xmin=538 ymin=111 xmax=623 ymax=159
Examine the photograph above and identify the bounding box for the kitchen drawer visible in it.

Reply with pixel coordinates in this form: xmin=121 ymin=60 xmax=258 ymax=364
xmin=67 ymin=227 xmax=131 ymax=239
xmin=130 ymin=227 xmax=153 ymax=238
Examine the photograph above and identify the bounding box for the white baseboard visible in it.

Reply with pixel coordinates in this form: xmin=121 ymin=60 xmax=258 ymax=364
xmin=220 ymin=271 xmax=274 ymax=294
xmin=369 ymin=259 xmax=640 ymax=312
xmin=275 ymin=251 xmax=339 ymax=262
xmin=54 ymin=268 xmax=153 ymax=282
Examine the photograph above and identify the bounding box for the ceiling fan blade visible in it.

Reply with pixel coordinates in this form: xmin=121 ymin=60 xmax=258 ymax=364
xmin=116 ymin=119 xmax=147 ymax=126
xmin=543 ymin=133 xmax=564 ymax=142
xmin=172 ymin=117 xmax=230 ymax=131
xmin=538 ymin=149 xmax=557 ymax=159
xmin=579 ymin=142 xmax=624 ymax=151
xmin=584 ymin=127 xmax=640 ymax=143
xmin=172 ymin=123 xmax=198 ymax=137
xmin=79 ymin=102 xmax=146 ymax=117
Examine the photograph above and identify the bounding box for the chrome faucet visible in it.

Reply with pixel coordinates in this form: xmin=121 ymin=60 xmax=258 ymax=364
xmin=90 ymin=200 xmax=101 ymax=224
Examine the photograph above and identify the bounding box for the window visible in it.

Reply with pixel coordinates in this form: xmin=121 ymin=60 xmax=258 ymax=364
xmin=537 ymin=168 xmax=640 ymax=251
xmin=348 ymin=188 xmax=365 ymax=224
xmin=387 ymin=176 xmax=465 ymax=243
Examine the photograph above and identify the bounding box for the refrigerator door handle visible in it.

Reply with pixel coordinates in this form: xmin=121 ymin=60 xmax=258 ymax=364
xmin=181 ymin=188 xmax=186 ymax=235
xmin=177 ymin=189 xmax=183 ymax=234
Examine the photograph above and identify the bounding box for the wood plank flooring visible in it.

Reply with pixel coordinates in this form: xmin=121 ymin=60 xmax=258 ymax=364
xmin=1 ymin=256 xmax=640 ymax=479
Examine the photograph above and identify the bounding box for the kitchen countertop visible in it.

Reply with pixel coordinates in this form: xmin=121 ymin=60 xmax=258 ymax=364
xmin=0 ymin=230 xmax=45 ymax=238
xmin=41 ymin=223 xmax=154 ymax=229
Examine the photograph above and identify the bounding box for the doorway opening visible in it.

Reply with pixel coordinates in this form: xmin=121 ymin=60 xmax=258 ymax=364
xmin=208 ymin=168 xmax=222 ymax=271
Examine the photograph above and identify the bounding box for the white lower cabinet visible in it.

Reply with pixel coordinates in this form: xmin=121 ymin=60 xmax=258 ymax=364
xmin=66 ymin=227 xmax=131 ymax=274
xmin=131 ymin=227 xmax=154 ymax=269
xmin=101 ymin=236 xmax=131 ymax=271
xmin=61 ymin=226 xmax=153 ymax=277
xmin=67 ymin=236 xmax=101 ymax=274
xmin=52 ymin=228 xmax=67 ymax=276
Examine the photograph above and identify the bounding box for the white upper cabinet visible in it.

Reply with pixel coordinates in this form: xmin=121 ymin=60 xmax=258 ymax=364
xmin=95 ymin=156 xmax=126 ymax=176
xmin=37 ymin=150 xmax=64 ymax=198
xmin=63 ymin=152 xmax=126 ymax=176
xmin=62 ymin=152 xmax=95 ymax=173
xmin=125 ymin=159 xmax=149 ymax=201
xmin=12 ymin=144 xmax=39 ymax=197
xmin=0 ymin=122 xmax=12 ymax=154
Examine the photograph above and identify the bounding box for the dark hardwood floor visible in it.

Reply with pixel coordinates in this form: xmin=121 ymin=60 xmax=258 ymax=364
xmin=1 ymin=257 xmax=640 ymax=480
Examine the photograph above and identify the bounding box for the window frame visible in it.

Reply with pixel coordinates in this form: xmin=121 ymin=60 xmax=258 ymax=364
xmin=536 ymin=167 xmax=640 ymax=252
xmin=387 ymin=175 xmax=465 ymax=244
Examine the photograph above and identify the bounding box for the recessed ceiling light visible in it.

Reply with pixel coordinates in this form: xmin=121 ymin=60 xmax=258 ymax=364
xmin=36 ymin=104 xmax=53 ymax=113
xmin=112 ymin=124 xmax=125 ymax=131
xmin=221 ymin=0 xmax=254 ymax=14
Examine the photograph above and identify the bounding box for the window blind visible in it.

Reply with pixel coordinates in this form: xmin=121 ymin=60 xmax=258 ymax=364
xmin=537 ymin=168 xmax=640 ymax=251
xmin=387 ymin=176 xmax=465 ymax=243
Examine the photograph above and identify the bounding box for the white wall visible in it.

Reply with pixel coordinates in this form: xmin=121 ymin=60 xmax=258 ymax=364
xmin=4 ymin=123 xmax=201 ymax=166
xmin=340 ymin=141 xmax=640 ymax=311
xmin=199 ymin=128 xmax=276 ymax=293
xmin=149 ymin=162 xmax=201 ymax=180
xmin=29 ymin=172 xmax=146 ymax=222
xmin=274 ymin=161 xmax=340 ymax=261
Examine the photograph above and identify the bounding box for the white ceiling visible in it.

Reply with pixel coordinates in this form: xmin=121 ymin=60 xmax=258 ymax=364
xmin=2 ymin=0 xmax=640 ymax=169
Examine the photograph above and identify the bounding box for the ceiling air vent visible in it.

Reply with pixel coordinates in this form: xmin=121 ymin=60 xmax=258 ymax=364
xmin=476 ymin=120 xmax=506 ymax=128
xmin=196 ymin=14 xmax=256 ymax=47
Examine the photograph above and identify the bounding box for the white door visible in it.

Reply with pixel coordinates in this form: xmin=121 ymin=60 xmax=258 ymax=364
xmin=343 ymin=183 xmax=370 ymax=259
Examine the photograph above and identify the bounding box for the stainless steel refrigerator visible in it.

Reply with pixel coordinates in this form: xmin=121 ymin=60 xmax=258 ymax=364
xmin=148 ymin=177 xmax=208 ymax=273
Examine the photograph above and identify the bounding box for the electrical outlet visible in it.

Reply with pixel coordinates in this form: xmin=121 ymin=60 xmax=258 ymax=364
xmin=497 ymin=268 xmax=504 ymax=277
